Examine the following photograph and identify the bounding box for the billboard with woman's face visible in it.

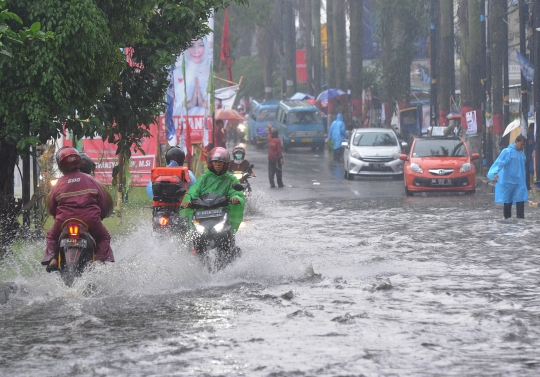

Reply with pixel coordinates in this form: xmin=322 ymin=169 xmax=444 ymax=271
xmin=164 ymin=16 xmax=214 ymax=147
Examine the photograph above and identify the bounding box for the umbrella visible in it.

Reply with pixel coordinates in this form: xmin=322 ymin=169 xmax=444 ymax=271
xmin=214 ymin=108 xmax=247 ymax=121
xmin=290 ymin=92 xmax=314 ymax=100
xmin=503 ymin=118 xmax=521 ymax=137
xmin=316 ymin=88 xmax=346 ymax=102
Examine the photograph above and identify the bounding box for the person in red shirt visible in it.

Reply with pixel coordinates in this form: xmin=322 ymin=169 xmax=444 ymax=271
xmin=267 ymin=124 xmax=284 ymax=188
xmin=42 ymin=147 xmax=114 ymax=270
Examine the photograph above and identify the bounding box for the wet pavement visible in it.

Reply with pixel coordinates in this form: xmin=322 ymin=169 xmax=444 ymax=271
xmin=1 ymin=144 xmax=540 ymax=376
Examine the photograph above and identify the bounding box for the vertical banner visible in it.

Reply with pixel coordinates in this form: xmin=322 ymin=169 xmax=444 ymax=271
xmin=168 ymin=14 xmax=214 ymax=146
xmin=466 ymin=110 xmax=478 ymax=135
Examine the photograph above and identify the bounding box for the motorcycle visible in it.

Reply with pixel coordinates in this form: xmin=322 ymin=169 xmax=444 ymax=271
xmin=47 ymin=218 xmax=97 ymax=287
xmin=188 ymin=185 xmax=244 ymax=272
xmin=151 ymin=176 xmax=189 ymax=239
xmin=231 ymin=164 xmax=254 ymax=198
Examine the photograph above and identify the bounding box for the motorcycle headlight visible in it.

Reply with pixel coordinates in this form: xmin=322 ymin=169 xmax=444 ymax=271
xmin=351 ymin=151 xmax=361 ymax=159
xmin=460 ymin=162 xmax=472 ymax=173
xmin=213 ymin=213 xmax=228 ymax=233
xmin=410 ymin=163 xmax=423 ymax=173
xmin=238 ymin=123 xmax=246 ymax=132
xmin=193 ymin=220 xmax=206 ymax=234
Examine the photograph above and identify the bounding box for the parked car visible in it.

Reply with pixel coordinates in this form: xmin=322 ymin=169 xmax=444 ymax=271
xmin=400 ymin=136 xmax=479 ymax=196
xmin=275 ymin=100 xmax=326 ymax=152
xmin=247 ymin=99 xmax=280 ymax=148
xmin=342 ymin=128 xmax=405 ymax=181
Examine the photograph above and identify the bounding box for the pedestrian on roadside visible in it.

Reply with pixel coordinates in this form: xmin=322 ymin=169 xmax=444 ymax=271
xmin=328 ymin=113 xmax=347 ymax=162
xmin=487 ymin=134 xmax=528 ymax=219
xmin=267 ymin=124 xmax=284 ymax=188
xmin=214 ymin=120 xmax=227 ymax=148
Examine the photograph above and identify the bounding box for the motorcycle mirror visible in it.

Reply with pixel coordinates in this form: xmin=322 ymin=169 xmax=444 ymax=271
xmin=232 ymin=183 xmax=244 ymax=191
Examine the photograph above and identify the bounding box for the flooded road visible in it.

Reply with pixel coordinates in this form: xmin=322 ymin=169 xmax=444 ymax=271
xmin=2 ymin=148 xmax=540 ymax=376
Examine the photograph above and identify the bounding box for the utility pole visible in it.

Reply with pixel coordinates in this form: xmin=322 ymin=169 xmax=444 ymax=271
xmin=534 ymin=0 xmax=540 ymax=180
xmin=430 ymin=0 xmax=439 ymax=127
xmin=481 ymin=2 xmax=487 ymax=169
xmin=503 ymin=2 xmax=510 ymax=132
xmin=519 ymin=0 xmax=531 ymax=189
xmin=486 ymin=1 xmax=493 ymax=166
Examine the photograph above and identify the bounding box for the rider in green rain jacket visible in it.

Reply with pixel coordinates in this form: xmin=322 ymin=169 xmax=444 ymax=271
xmin=181 ymin=147 xmax=245 ymax=232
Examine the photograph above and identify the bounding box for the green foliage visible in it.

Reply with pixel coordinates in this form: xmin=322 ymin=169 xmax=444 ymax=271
xmin=0 ymin=0 xmax=53 ymax=61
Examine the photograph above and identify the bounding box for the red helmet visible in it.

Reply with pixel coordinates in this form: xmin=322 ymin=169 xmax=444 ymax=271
xmin=56 ymin=146 xmax=81 ymax=174
xmin=209 ymin=147 xmax=230 ymax=163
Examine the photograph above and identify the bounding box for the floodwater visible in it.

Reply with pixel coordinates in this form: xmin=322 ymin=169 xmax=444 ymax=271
xmin=1 ymin=190 xmax=540 ymax=376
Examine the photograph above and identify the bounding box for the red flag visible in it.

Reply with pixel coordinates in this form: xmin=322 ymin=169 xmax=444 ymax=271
xmin=221 ymin=8 xmax=233 ymax=82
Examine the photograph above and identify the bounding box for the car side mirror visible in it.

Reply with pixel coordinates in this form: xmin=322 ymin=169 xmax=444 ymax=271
xmin=399 ymin=154 xmax=409 ymax=161
xmin=341 ymin=141 xmax=348 ymax=148
xmin=471 ymin=152 xmax=480 ymax=160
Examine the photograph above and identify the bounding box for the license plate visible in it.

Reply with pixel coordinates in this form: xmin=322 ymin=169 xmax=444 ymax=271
xmin=195 ymin=209 xmax=223 ymax=219
xmin=60 ymin=238 xmax=87 ymax=248
xmin=301 ymin=138 xmax=313 ymax=143
xmin=431 ymin=178 xmax=451 ymax=186
xmin=369 ymin=163 xmax=385 ymax=170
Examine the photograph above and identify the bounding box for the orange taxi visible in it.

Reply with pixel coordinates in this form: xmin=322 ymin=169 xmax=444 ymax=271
xmin=399 ymin=136 xmax=479 ymax=196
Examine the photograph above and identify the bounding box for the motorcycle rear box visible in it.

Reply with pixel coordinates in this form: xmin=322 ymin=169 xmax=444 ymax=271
xmin=151 ymin=167 xmax=189 ymax=203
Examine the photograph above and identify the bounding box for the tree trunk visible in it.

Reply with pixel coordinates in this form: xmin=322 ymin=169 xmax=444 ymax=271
xmin=284 ymin=0 xmax=297 ymax=98
xmin=0 ymin=139 xmax=19 ymax=255
xmin=333 ymin=1 xmax=347 ymax=92
xmin=438 ymin=0 xmax=454 ymax=126
xmin=349 ymin=0 xmax=364 ymax=128
xmin=301 ymin=0 xmax=314 ymax=95
xmin=312 ymin=0 xmax=322 ymax=95
xmin=326 ymin=0 xmax=335 ymax=89
xmin=116 ymin=150 xmax=124 ymax=226
xmin=490 ymin=0 xmax=505 ymax=155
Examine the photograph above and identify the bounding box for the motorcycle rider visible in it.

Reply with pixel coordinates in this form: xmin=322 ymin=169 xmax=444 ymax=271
xmin=181 ymin=147 xmax=245 ymax=232
xmin=42 ymin=147 xmax=114 ymax=270
xmin=228 ymin=144 xmax=256 ymax=177
xmin=146 ymin=146 xmax=197 ymax=200
xmin=79 ymin=152 xmax=96 ymax=175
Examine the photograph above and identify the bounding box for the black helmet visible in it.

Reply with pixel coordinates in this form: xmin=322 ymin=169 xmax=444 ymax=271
xmin=165 ymin=147 xmax=185 ymax=166
xmin=79 ymin=152 xmax=95 ymax=175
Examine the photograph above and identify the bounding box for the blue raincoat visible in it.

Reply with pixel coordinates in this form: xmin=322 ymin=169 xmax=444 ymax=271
xmin=487 ymin=143 xmax=528 ymax=204
xmin=328 ymin=113 xmax=347 ymax=150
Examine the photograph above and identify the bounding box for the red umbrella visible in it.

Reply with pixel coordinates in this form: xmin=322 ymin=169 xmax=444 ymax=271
xmin=215 ymin=108 xmax=247 ymax=121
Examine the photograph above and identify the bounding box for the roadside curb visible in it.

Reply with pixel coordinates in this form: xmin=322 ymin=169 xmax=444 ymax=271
xmin=479 ymin=177 xmax=540 ymax=208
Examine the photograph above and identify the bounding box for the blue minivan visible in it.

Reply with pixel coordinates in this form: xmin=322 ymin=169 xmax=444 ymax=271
xmin=247 ymin=99 xmax=280 ymax=148
xmin=274 ymin=100 xmax=326 ymax=152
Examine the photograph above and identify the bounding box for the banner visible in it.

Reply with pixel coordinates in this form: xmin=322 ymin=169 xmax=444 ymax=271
xmin=516 ymin=51 xmax=534 ymax=82
xmin=215 ymin=84 xmax=239 ymax=110
xmin=62 ymin=124 xmax=158 ymax=187
xmin=167 ymin=14 xmax=214 ymax=146
xmin=466 ymin=110 xmax=478 ymax=135
xmin=296 ymin=49 xmax=306 ymax=83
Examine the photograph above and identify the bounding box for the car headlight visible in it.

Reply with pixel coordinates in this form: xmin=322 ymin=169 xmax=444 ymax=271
xmin=460 ymin=162 xmax=472 ymax=173
xmin=213 ymin=213 xmax=228 ymax=233
xmin=392 ymin=150 xmax=401 ymax=159
xmin=351 ymin=151 xmax=361 ymax=159
xmin=410 ymin=163 xmax=423 ymax=173
xmin=193 ymin=220 xmax=206 ymax=234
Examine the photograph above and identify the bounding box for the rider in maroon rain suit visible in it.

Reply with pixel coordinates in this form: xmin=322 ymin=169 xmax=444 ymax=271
xmin=42 ymin=147 xmax=114 ymax=268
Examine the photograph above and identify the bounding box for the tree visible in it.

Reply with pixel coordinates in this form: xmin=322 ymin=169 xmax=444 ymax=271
xmin=349 ymin=0 xmax=364 ymax=127
xmin=375 ymin=0 xmax=428 ymax=109
xmin=437 ymin=0 xmax=454 ymax=126
xmin=283 ymin=0 xmax=297 ymax=98
xmin=311 ymin=0 xmax=322 ymax=95
xmin=326 ymin=1 xmax=335 ymax=88
xmin=332 ymin=1 xmax=347 ymax=92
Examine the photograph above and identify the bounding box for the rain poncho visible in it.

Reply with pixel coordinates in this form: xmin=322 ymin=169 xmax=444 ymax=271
xmin=328 ymin=113 xmax=347 ymax=150
xmin=487 ymin=143 xmax=528 ymax=204
xmin=181 ymin=169 xmax=245 ymax=232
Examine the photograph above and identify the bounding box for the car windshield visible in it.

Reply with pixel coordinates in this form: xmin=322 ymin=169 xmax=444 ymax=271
xmin=288 ymin=111 xmax=322 ymax=124
xmin=353 ymin=132 xmax=397 ymax=147
xmin=412 ymin=139 xmax=467 ymax=157
xmin=258 ymin=109 xmax=276 ymax=122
